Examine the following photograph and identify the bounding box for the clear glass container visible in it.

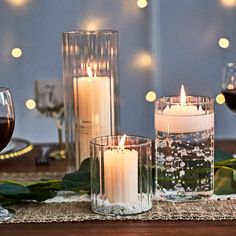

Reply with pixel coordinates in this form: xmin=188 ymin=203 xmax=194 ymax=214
xmin=155 ymin=96 xmax=214 ymax=201
xmin=62 ymin=30 xmax=119 ymax=171
xmin=90 ymin=135 xmax=152 ymax=216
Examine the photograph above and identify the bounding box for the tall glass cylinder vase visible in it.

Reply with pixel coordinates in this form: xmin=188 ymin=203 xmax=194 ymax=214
xmin=62 ymin=30 xmax=119 ymax=171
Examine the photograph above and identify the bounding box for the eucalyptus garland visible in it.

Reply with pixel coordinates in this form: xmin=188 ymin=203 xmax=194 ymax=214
xmin=0 ymin=150 xmax=236 ymax=206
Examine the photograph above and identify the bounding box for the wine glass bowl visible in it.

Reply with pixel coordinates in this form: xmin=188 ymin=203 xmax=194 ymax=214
xmin=34 ymin=80 xmax=65 ymax=161
xmin=221 ymin=62 xmax=236 ymax=112
xmin=0 ymin=87 xmax=15 ymax=221
xmin=0 ymin=88 xmax=15 ymax=152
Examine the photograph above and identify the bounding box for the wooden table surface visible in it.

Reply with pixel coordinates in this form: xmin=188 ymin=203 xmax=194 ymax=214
xmin=0 ymin=140 xmax=236 ymax=236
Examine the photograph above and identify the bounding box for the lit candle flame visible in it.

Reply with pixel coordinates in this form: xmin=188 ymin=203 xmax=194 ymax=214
xmin=87 ymin=66 xmax=93 ymax=78
xmin=87 ymin=65 xmax=97 ymax=78
xmin=180 ymin=84 xmax=186 ymax=106
xmin=118 ymin=134 xmax=126 ymax=152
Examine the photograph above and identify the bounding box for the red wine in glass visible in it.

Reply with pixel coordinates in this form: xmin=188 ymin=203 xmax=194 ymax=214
xmin=221 ymin=63 xmax=236 ymax=158
xmin=0 ymin=117 xmax=15 ymax=151
xmin=0 ymin=87 xmax=15 ymax=222
xmin=222 ymin=89 xmax=236 ymax=112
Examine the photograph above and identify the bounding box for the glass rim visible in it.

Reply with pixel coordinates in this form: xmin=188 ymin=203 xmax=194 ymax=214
xmin=62 ymin=30 xmax=118 ymax=35
xmin=155 ymin=95 xmax=214 ymax=106
xmin=90 ymin=135 xmax=152 ymax=148
xmin=0 ymin=87 xmax=10 ymax=92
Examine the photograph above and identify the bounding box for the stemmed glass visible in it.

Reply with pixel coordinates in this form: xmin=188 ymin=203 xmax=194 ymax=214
xmin=221 ymin=62 xmax=236 ymax=156
xmin=222 ymin=62 xmax=236 ymax=111
xmin=0 ymin=87 xmax=15 ymax=221
xmin=34 ymin=80 xmax=65 ymax=162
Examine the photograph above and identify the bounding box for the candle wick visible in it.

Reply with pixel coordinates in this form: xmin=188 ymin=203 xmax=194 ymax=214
xmin=117 ymin=146 xmax=124 ymax=154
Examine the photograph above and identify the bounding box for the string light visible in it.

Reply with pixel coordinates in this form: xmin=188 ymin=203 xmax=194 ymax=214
xmin=11 ymin=48 xmax=23 ymax=58
xmin=145 ymin=91 xmax=157 ymax=102
xmin=218 ymin=38 xmax=230 ymax=48
xmin=5 ymin=0 xmax=28 ymax=7
xmin=133 ymin=51 xmax=153 ymax=69
xmin=137 ymin=0 xmax=148 ymax=8
xmin=220 ymin=0 xmax=236 ymax=8
xmin=216 ymin=93 xmax=225 ymax=105
xmin=25 ymin=99 xmax=36 ymax=110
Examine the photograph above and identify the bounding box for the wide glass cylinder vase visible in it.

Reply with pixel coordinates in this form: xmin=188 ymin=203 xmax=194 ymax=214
xmin=90 ymin=135 xmax=152 ymax=216
xmin=62 ymin=30 xmax=119 ymax=171
xmin=155 ymin=96 xmax=214 ymax=201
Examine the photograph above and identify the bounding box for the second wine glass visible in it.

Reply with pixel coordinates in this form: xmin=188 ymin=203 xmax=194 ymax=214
xmin=34 ymin=80 xmax=65 ymax=161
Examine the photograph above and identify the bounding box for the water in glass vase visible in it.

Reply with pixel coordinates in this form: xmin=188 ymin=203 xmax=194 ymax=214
xmin=155 ymin=128 xmax=214 ymax=201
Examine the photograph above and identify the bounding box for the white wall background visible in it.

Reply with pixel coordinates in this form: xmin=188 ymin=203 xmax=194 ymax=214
xmin=150 ymin=0 xmax=236 ymax=139
xmin=1 ymin=0 xmax=236 ymax=143
xmin=0 ymin=0 xmax=153 ymax=143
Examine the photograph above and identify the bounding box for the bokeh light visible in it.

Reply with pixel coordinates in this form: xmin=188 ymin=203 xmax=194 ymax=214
xmin=81 ymin=17 xmax=104 ymax=31
xmin=216 ymin=93 xmax=225 ymax=105
xmin=11 ymin=48 xmax=22 ymax=58
xmin=220 ymin=0 xmax=236 ymax=8
xmin=5 ymin=0 xmax=28 ymax=7
xmin=218 ymin=38 xmax=230 ymax=48
xmin=133 ymin=51 xmax=153 ymax=70
xmin=137 ymin=0 xmax=148 ymax=8
xmin=145 ymin=91 xmax=157 ymax=102
xmin=227 ymin=84 xmax=234 ymax=90
xmin=25 ymin=99 xmax=36 ymax=110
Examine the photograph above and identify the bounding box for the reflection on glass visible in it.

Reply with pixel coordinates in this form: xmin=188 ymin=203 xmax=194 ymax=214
xmin=34 ymin=80 xmax=65 ymax=161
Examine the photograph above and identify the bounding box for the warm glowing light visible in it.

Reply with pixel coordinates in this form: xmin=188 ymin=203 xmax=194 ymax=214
xmin=11 ymin=48 xmax=22 ymax=58
xmin=137 ymin=0 xmax=148 ymax=8
xmin=180 ymin=84 xmax=186 ymax=106
xmin=25 ymin=99 xmax=36 ymax=110
xmin=133 ymin=51 xmax=153 ymax=69
xmin=216 ymin=93 xmax=225 ymax=105
xmin=218 ymin=38 xmax=230 ymax=48
xmin=227 ymin=84 xmax=234 ymax=90
xmin=5 ymin=0 xmax=28 ymax=7
xmin=220 ymin=0 xmax=236 ymax=8
xmin=119 ymin=134 xmax=126 ymax=148
xmin=145 ymin=91 xmax=157 ymax=102
xmin=81 ymin=18 xmax=104 ymax=31
xmin=87 ymin=67 xmax=93 ymax=77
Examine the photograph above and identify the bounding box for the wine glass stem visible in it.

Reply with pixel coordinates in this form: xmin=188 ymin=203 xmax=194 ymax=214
xmin=57 ymin=126 xmax=63 ymax=152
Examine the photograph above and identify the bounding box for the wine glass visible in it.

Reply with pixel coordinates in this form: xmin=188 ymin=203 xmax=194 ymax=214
xmin=0 ymin=87 xmax=15 ymax=221
xmin=221 ymin=62 xmax=236 ymax=156
xmin=34 ymin=80 xmax=65 ymax=161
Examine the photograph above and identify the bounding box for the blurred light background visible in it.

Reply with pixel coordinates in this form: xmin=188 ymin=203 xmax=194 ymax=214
xmin=0 ymin=0 xmax=235 ymax=142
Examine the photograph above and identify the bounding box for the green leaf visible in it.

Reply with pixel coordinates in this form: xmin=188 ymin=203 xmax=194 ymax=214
xmin=214 ymin=166 xmax=236 ymax=195
xmin=215 ymin=158 xmax=236 ymax=167
xmin=79 ymin=158 xmax=90 ymax=172
xmin=215 ymin=149 xmax=233 ymax=162
xmin=27 ymin=180 xmax=62 ymax=191
xmin=62 ymin=159 xmax=90 ymax=193
xmin=0 ymin=183 xmax=30 ymax=196
xmin=14 ymin=190 xmax=57 ymax=202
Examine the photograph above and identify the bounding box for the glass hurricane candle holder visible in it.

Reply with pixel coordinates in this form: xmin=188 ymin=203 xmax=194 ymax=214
xmin=62 ymin=30 xmax=119 ymax=171
xmin=155 ymin=94 xmax=214 ymax=202
xmin=90 ymin=135 xmax=152 ymax=216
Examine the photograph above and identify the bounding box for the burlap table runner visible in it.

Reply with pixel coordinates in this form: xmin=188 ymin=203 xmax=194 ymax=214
xmin=3 ymin=198 xmax=236 ymax=223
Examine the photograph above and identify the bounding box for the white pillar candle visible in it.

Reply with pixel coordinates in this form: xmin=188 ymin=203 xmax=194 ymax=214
xmin=104 ymin=136 xmax=138 ymax=203
xmin=155 ymin=85 xmax=214 ymax=133
xmin=73 ymin=68 xmax=111 ymax=165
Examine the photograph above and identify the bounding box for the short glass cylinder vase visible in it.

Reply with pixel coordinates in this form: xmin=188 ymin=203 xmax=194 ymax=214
xmin=90 ymin=135 xmax=152 ymax=216
xmin=155 ymin=96 xmax=214 ymax=202
xmin=62 ymin=30 xmax=119 ymax=171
